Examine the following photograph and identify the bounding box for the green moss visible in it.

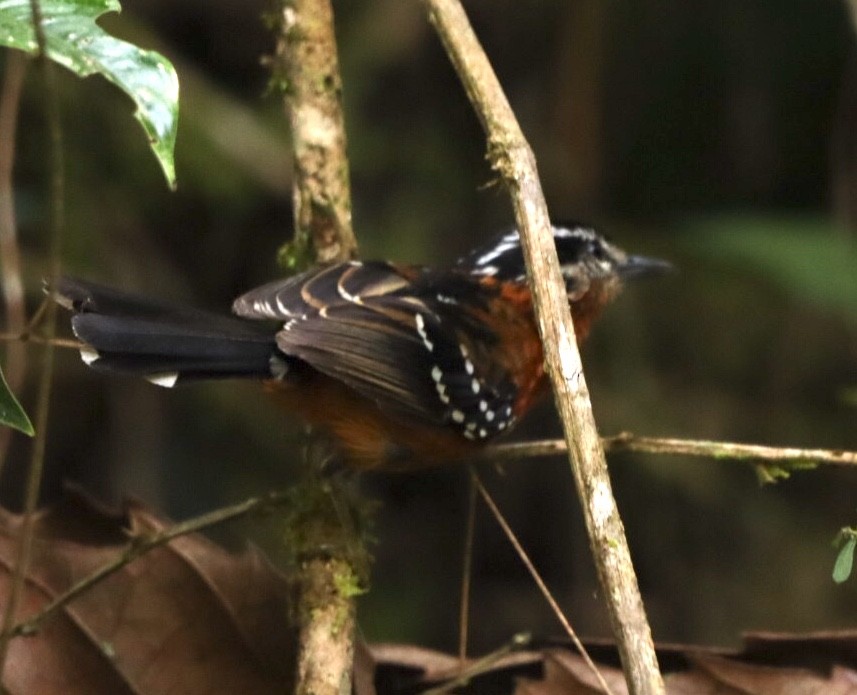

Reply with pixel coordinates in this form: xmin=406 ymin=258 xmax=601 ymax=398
xmin=277 ymin=233 xmax=314 ymax=273
xmin=754 ymin=460 xmax=818 ymax=485
xmin=334 ymin=565 xmax=366 ymax=599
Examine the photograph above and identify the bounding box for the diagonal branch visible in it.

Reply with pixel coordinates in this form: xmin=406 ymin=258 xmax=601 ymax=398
xmin=470 ymin=468 xmax=616 ymax=695
xmin=422 ymin=1 xmax=664 ymax=693
xmin=3 ymin=490 xmax=291 ymax=640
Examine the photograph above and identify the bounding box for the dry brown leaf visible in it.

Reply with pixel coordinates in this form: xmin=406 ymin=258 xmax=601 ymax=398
xmin=0 ymin=488 xmax=295 ymax=695
xmin=5 ymin=489 xmax=857 ymax=695
xmin=690 ymin=652 xmax=857 ymax=695
xmin=514 ymin=649 xmax=628 ymax=695
xmin=370 ymin=632 xmax=857 ymax=694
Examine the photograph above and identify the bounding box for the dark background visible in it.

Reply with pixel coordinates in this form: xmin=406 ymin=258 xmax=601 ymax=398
xmin=4 ymin=0 xmax=857 ymax=653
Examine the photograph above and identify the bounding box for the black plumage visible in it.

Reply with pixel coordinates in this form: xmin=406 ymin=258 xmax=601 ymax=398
xmin=57 ymin=278 xmax=279 ymax=382
xmin=233 ymin=261 xmax=518 ymax=437
xmin=55 ymin=225 xmax=669 ymax=455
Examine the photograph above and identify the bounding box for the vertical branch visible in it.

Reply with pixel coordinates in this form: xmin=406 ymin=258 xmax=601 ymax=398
xmin=271 ymin=1 xmax=362 ymax=693
xmin=0 ymin=52 xmax=28 ymax=470
xmin=421 ymin=1 xmax=664 ymax=693
xmin=274 ymin=0 xmax=358 ymax=264
xmin=0 ymin=0 xmax=66 ymax=680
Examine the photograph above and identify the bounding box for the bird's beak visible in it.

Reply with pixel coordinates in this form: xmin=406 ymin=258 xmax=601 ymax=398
xmin=617 ymin=254 xmax=674 ymax=279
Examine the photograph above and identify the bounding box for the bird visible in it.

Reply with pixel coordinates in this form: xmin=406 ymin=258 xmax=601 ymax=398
xmin=54 ymin=223 xmax=670 ymax=470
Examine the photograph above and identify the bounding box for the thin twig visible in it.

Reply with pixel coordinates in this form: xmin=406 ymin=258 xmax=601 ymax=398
xmin=421 ymin=632 xmax=532 ymax=695
xmin=422 ymin=1 xmax=663 ymax=692
xmin=470 ymin=469 xmax=615 ymax=695
xmin=0 ymin=0 xmax=66 ymax=677
xmin=457 ymin=476 xmax=477 ymax=665
xmin=4 ymin=490 xmax=291 ymax=640
xmin=0 ymin=51 xmax=28 ymax=471
xmin=487 ymin=435 xmax=857 ymax=468
xmin=0 ymin=333 xmax=83 ymax=350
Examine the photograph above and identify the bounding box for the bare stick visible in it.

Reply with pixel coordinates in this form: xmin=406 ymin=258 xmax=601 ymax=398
xmin=487 ymin=435 xmax=857 ymax=468
xmin=3 ymin=490 xmax=291 ymax=640
xmin=0 ymin=0 xmax=66 ymax=678
xmin=421 ymin=632 xmax=532 ymax=695
xmin=422 ymin=1 xmax=663 ymax=692
xmin=457 ymin=477 xmax=478 ymax=665
xmin=0 ymin=333 xmax=83 ymax=350
xmin=470 ymin=469 xmax=615 ymax=695
xmin=273 ymin=0 xmax=358 ymax=264
xmin=0 ymin=52 xmax=28 ymax=471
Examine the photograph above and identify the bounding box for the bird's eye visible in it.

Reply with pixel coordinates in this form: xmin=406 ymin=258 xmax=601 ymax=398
xmin=590 ymin=242 xmax=608 ymax=261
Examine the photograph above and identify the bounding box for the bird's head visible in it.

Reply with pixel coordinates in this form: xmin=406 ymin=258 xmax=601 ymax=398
xmin=456 ymin=222 xmax=672 ymax=301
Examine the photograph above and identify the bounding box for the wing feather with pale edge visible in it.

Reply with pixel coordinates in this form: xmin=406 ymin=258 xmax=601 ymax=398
xmin=233 ymin=262 xmax=517 ymax=435
xmin=233 ymin=263 xmax=439 ymax=422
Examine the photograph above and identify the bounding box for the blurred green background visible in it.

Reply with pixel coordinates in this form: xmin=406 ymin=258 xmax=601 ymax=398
xmin=3 ymin=0 xmax=857 ymax=654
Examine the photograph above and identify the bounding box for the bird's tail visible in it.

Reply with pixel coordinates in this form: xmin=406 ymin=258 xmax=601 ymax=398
xmin=54 ymin=277 xmax=283 ymax=387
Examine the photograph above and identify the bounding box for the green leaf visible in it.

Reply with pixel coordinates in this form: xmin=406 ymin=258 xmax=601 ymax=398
xmin=0 ymin=364 xmax=33 ymax=436
xmin=0 ymin=0 xmax=179 ymax=187
xmin=685 ymin=215 xmax=857 ymax=324
xmin=833 ymin=535 xmax=856 ymax=584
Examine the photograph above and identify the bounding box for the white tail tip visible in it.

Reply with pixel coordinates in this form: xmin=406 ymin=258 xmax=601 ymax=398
xmin=146 ymin=372 xmax=179 ymax=388
xmin=79 ymin=348 xmax=100 ymax=366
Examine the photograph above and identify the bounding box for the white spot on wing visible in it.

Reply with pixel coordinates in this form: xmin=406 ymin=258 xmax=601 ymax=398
xmin=415 ymin=313 xmax=434 ymax=352
xmin=435 ymin=381 xmax=449 ymax=404
xmin=451 ymin=409 xmax=465 ymax=423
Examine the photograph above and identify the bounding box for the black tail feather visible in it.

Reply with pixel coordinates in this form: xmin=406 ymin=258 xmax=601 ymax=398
xmin=55 ymin=278 xmax=283 ymax=385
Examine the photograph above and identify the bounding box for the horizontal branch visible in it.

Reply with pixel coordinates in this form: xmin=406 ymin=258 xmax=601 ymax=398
xmin=487 ymin=434 xmax=857 ymax=468
xmin=0 ymin=332 xmax=82 ymax=350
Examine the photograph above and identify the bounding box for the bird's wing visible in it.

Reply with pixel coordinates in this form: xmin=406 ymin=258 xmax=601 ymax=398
xmin=233 ymin=262 xmax=517 ymax=438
